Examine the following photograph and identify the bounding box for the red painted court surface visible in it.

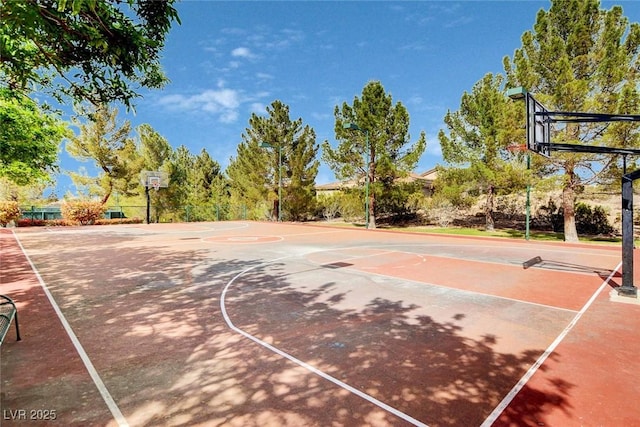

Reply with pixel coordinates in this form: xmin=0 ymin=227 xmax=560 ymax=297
xmin=1 ymin=222 xmax=639 ymax=426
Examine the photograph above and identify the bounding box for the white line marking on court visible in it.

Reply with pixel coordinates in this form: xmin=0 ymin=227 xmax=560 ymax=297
xmin=364 ymin=267 xmax=581 ymax=314
xmin=220 ymin=256 xmax=429 ymax=427
xmin=480 ymin=260 xmax=623 ymax=427
xmin=306 ymin=245 xmax=579 ymax=314
xmin=12 ymin=231 xmax=129 ymax=427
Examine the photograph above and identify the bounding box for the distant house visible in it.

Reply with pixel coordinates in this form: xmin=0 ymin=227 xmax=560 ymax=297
xmin=316 ymin=168 xmax=437 ymax=197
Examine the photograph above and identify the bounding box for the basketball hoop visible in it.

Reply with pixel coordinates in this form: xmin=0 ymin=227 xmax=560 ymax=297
xmin=507 ymin=144 xmax=528 ymax=153
xmin=139 ymin=170 xmax=169 ymax=225
xmin=148 ymin=176 xmax=162 ymax=192
xmin=507 ymin=144 xmax=529 ymax=155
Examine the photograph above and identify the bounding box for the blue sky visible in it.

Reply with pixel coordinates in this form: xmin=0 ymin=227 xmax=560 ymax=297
xmin=55 ymin=0 xmax=640 ymax=197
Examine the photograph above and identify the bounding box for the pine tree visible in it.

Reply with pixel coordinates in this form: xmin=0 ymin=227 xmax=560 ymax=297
xmin=504 ymin=0 xmax=640 ymax=241
xmin=439 ymin=73 xmax=527 ymax=231
xmin=227 ymin=100 xmax=319 ymax=221
xmin=322 ymin=81 xmax=426 ymax=229
xmin=67 ymin=105 xmax=139 ymax=204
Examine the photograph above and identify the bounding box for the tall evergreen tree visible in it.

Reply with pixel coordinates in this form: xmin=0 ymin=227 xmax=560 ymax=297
xmin=226 ymin=129 xmax=271 ymax=221
xmin=504 ymin=0 xmax=640 ymax=241
xmin=191 ymin=149 xmax=222 ymax=206
xmin=322 ymin=81 xmax=426 ymax=229
xmin=227 ymin=100 xmax=319 ymax=221
xmin=439 ymin=73 xmax=527 ymax=231
xmin=67 ymin=105 xmax=139 ymax=204
xmin=138 ymin=124 xmax=174 ymax=220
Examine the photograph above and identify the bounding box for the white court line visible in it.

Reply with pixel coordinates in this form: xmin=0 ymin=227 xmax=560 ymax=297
xmin=11 ymin=231 xmax=129 ymax=427
xmin=307 ymin=246 xmax=579 ymax=314
xmin=223 ymin=241 xmax=613 ymax=425
xmin=220 ymin=256 xmax=429 ymax=427
xmin=480 ymin=260 xmax=623 ymax=427
xmin=361 ymin=264 xmax=580 ymax=314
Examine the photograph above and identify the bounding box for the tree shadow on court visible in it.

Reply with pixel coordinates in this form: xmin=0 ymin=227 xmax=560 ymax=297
xmin=183 ymin=259 xmax=575 ymax=427
xmin=4 ymin=230 xmax=575 ymax=427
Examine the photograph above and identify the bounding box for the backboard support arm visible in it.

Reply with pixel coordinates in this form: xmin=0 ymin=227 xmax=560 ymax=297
xmin=523 ymin=92 xmax=640 ymax=298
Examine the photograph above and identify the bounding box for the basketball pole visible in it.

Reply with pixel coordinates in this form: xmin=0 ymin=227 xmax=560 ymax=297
xmin=510 ymin=87 xmax=640 ymax=298
xmin=145 ymin=185 xmax=151 ymax=224
xmin=621 ymin=170 xmax=640 ymax=296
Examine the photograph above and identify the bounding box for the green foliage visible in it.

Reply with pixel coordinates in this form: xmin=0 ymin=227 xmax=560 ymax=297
xmin=375 ymin=181 xmax=424 ymax=219
xmin=226 ymin=132 xmax=270 ymax=220
xmin=61 ymin=200 xmax=106 ymax=225
xmin=438 ymin=73 xmax=528 ymax=230
xmin=17 ymin=216 xmax=142 ymax=227
xmin=67 ymin=105 xmax=140 ymax=204
xmin=0 ymin=89 xmax=69 ymax=185
xmin=504 ymin=0 xmax=640 ymax=241
xmin=316 ymin=190 xmax=364 ymax=222
xmin=424 ymin=197 xmax=459 ymax=228
xmin=0 ymin=0 xmax=180 ymax=108
xmin=322 ymin=81 xmax=426 ymax=228
xmin=136 ymin=124 xmax=174 ymax=221
xmin=534 ymin=199 xmax=564 ymax=232
xmin=575 ymin=202 xmax=615 ymax=235
xmin=227 ymin=100 xmax=319 ymax=221
xmin=316 ymin=193 xmax=342 ymax=220
xmin=432 ymin=167 xmax=477 ymax=209
xmin=316 ymin=189 xmax=364 ymax=221
xmin=534 ymin=199 xmax=614 ymax=235
xmin=0 ymin=200 xmax=20 ymax=226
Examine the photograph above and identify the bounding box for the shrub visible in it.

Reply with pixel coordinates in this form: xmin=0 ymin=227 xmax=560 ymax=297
xmin=533 ymin=199 xmax=563 ymax=232
xmin=575 ymin=203 xmax=615 ymax=235
xmin=94 ymin=217 xmax=143 ymax=225
xmin=61 ymin=200 xmax=106 ymax=225
xmin=534 ymin=200 xmax=615 ymax=235
xmin=317 ymin=193 xmax=342 ymax=220
xmin=425 ymin=197 xmax=459 ymax=227
xmin=17 ymin=218 xmax=46 ymax=227
xmin=0 ymin=201 xmax=21 ymax=227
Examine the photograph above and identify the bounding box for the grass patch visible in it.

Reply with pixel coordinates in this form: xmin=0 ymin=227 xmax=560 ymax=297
xmin=313 ymin=220 xmax=627 ymax=245
xmin=382 ymin=225 xmax=624 ymax=245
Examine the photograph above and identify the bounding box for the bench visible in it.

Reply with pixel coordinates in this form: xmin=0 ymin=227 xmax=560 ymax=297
xmin=0 ymin=295 xmax=21 ymax=345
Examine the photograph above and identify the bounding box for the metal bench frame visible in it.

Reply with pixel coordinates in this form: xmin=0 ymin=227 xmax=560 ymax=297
xmin=0 ymin=294 xmax=21 ymax=345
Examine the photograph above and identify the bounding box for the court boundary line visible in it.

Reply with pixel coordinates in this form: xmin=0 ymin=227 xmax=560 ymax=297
xmin=221 ymin=242 xmax=613 ymax=425
xmin=220 ymin=255 xmax=429 ymax=427
xmin=11 ymin=230 xmax=129 ymax=427
xmin=480 ymin=260 xmax=623 ymax=426
xmin=311 ymin=242 xmax=618 ymax=275
xmin=306 ymin=246 xmax=580 ymax=314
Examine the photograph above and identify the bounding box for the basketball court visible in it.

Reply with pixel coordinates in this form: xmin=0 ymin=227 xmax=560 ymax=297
xmin=1 ymin=221 xmax=638 ymax=426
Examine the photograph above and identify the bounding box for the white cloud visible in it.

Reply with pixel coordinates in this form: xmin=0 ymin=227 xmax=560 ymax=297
xmin=249 ymin=102 xmax=266 ymax=114
xmin=256 ymin=72 xmax=274 ymax=80
xmin=156 ymin=88 xmax=241 ymax=123
xmin=231 ymin=46 xmax=254 ymax=58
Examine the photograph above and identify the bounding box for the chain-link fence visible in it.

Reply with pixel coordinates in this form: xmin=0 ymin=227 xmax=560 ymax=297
xmin=19 ymin=204 xmax=249 ymax=224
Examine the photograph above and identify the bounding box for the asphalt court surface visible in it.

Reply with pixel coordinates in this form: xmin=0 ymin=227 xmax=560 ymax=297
xmin=0 ymin=222 xmax=631 ymax=426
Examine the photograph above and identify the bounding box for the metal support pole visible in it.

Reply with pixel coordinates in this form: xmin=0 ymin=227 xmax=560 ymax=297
xmin=365 ymin=130 xmax=370 ymax=229
xmin=145 ymin=186 xmax=151 ymax=224
xmin=278 ymin=145 xmax=282 ymax=222
xmin=620 ymin=170 xmax=639 ymax=296
xmin=525 ymin=152 xmax=531 ymax=240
